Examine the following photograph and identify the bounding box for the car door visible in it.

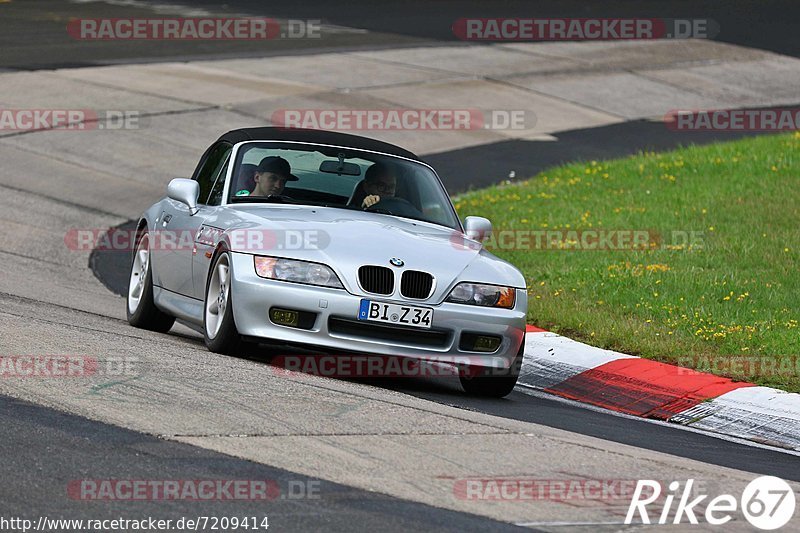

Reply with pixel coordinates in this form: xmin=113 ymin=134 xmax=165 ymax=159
xmin=190 ymin=147 xmax=233 ymax=300
xmin=157 ymin=141 xmax=232 ymax=298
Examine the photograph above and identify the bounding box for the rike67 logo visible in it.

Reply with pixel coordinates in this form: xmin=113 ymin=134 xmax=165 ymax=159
xmin=626 ymin=476 xmax=796 ymax=530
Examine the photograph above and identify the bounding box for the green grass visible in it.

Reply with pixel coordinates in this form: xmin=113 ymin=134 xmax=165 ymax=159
xmin=454 ymin=133 xmax=800 ymax=391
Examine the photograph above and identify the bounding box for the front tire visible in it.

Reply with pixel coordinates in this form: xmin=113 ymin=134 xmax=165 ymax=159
xmin=459 ymin=337 xmax=524 ymax=398
xmin=203 ymin=250 xmax=242 ymax=355
xmin=126 ymin=231 xmax=175 ymax=333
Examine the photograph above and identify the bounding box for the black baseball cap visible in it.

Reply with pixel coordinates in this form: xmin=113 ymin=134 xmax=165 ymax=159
xmin=255 ymin=156 xmax=299 ymax=181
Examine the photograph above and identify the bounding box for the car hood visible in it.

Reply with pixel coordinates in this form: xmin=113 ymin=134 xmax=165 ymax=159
xmin=213 ymin=204 xmax=525 ymax=300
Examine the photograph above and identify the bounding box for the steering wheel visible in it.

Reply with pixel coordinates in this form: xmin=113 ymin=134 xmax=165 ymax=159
xmin=366 ymin=197 xmax=424 ymax=218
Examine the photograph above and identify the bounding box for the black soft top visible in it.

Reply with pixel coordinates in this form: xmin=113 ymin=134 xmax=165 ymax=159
xmin=218 ymin=127 xmax=421 ymax=161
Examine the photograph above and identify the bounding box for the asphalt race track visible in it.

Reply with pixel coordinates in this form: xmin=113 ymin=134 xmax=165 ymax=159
xmin=1 ymin=1 xmax=799 ymax=531
xmin=0 ymin=395 xmax=523 ymax=532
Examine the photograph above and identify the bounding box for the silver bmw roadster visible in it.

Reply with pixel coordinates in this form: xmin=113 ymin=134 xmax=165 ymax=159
xmin=127 ymin=127 xmax=527 ymax=396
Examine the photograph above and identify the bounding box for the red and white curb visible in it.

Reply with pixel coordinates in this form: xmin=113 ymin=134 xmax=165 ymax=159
xmin=520 ymin=325 xmax=800 ymax=451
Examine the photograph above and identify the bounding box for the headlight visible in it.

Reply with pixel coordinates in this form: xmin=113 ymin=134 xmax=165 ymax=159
xmin=445 ymin=282 xmax=515 ymax=309
xmin=254 ymin=256 xmax=344 ymax=289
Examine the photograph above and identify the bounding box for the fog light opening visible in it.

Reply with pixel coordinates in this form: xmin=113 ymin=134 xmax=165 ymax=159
xmin=270 ymin=308 xmax=300 ymax=327
xmin=460 ymin=333 xmax=502 ymax=353
xmin=473 ymin=335 xmax=501 ymax=352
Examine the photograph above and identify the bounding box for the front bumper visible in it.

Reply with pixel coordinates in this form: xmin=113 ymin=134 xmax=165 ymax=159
xmin=229 ymin=252 xmax=527 ymax=369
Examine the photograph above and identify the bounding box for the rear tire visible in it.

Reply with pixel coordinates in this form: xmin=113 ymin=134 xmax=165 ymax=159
xmin=126 ymin=231 xmax=175 ymax=333
xmin=203 ymin=250 xmax=243 ymax=355
xmin=459 ymin=336 xmax=524 ymax=398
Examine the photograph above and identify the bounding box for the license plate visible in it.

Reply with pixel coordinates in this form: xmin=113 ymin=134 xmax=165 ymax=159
xmin=358 ymin=300 xmax=433 ymax=329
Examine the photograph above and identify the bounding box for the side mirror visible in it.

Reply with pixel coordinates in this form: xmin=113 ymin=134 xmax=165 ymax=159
xmin=464 ymin=216 xmax=492 ymax=242
xmin=167 ymin=178 xmax=200 ymax=215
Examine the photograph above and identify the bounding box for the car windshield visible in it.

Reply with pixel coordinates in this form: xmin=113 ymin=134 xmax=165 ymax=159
xmin=227 ymin=141 xmax=461 ymax=230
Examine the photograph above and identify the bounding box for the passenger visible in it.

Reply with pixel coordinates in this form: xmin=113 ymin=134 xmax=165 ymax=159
xmin=239 ymin=156 xmax=298 ymax=197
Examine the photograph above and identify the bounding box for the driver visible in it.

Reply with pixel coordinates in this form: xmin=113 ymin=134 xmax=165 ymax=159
xmin=361 ymin=163 xmax=397 ymax=208
xmin=247 ymin=156 xmax=299 ymax=197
